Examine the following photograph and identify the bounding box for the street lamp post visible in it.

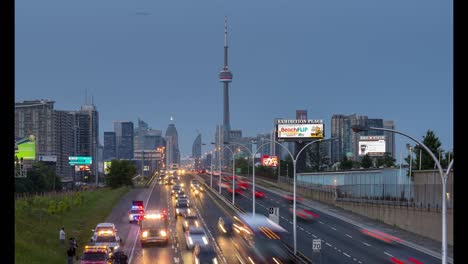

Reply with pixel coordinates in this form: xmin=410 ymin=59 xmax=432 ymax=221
xmin=352 ymin=125 xmax=454 ymax=264
xmin=253 ymin=137 xmax=336 ymax=255
xmin=222 ymin=145 xmax=236 ymax=205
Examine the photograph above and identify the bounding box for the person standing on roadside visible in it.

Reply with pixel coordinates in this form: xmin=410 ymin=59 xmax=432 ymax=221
xmin=59 ymin=227 xmax=66 ymax=245
xmin=66 ymin=246 xmax=74 ymax=264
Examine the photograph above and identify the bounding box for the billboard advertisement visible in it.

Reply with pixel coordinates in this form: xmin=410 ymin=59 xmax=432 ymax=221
xmin=359 ymin=136 xmax=386 ymax=156
xmin=276 ymin=120 xmax=324 ymax=141
xmin=15 ymin=135 xmax=36 ymax=160
xmin=39 ymin=155 xmax=57 ymax=162
xmin=75 ymin=165 xmax=91 ymax=172
xmin=69 ymin=156 xmax=92 ymax=165
xmin=261 ymin=155 xmax=278 ymax=167
xmin=104 ymin=161 xmax=112 ymax=175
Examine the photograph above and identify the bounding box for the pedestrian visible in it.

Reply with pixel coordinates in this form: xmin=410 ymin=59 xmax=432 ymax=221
xmin=66 ymin=246 xmax=74 ymax=264
xmin=59 ymin=227 xmax=66 ymax=245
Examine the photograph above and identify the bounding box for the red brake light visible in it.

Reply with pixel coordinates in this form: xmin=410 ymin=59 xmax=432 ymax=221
xmin=139 ymin=210 xmax=143 ymax=214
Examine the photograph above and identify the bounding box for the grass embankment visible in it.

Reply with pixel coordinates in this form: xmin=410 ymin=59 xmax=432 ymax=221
xmin=15 ymin=187 xmax=129 ymax=264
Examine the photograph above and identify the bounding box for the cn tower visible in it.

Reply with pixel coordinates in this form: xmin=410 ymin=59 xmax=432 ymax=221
xmin=219 ymin=16 xmax=233 ymax=140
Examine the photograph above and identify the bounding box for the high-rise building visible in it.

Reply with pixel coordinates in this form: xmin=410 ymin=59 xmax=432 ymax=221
xmin=192 ymin=133 xmax=202 ymax=170
xmin=103 ymin=132 xmax=116 ymax=160
xmin=114 ymin=121 xmax=134 ymax=159
xmin=15 ymin=99 xmax=56 ymax=157
xmin=331 ymin=114 xmax=390 ymax=162
xmin=74 ymin=104 xmax=100 ymax=178
xmin=144 ymin=129 xmax=163 ymax=150
xmin=165 ymin=118 xmax=180 ymax=167
xmin=384 ymin=120 xmax=396 ymax=158
xmin=295 ymin=110 xmax=308 ymax=172
xmin=54 ymin=110 xmax=75 ymax=179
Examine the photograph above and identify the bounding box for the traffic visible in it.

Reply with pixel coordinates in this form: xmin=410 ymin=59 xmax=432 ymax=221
xmin=74 ymin=169 xmax=442 ymax=264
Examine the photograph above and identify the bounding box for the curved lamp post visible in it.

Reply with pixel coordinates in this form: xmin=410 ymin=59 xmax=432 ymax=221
xmin=221 ymin=145 xmax=237 ymax=205
xmin=255 ymin=137 xmax=336 ymax=255
xmin=352 ymin=125 xmax=454 ymax=264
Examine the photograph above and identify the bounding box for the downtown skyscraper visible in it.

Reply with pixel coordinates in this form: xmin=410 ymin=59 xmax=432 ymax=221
xmin=165 ymin=118 xmax=180 ymax=168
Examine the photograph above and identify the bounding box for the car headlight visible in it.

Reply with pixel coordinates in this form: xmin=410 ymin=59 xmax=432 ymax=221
xmin=176 ymin=209 xmax=179 ymax=213
xmin=202 ymin=236 xmax=208 ymax=245
xmin=184 ymin=221 xmax=188 ymax=227
xmin=142 ymin=231 xmax=148 ymax=237
xmin=160 ymin=230 xmax=167 ymax=237
xmin=188 ymin=237 xmax=193 ymax=245
xmin=213 ymin=258 xmax=218 ymax=264
xmin=114 ymin=245 xmax=119 ymax=250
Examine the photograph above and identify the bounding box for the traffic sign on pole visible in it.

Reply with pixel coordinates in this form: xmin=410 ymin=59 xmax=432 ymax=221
xmin=268 ymin=207 xmax=279 ymax=224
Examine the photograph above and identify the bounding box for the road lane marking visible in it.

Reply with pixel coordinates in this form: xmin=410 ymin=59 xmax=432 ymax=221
xmin=312 ymin=234 xmax=317 ymax=238
xmin=362 ymin=242 xmax=371 ymax=247
xmin=344 ymin=253 xmax=351 ymax=258
xmin=331 ymin=227 xmax=337 ymax=231
xmin=326 ymin=243 xmax=332 ymax=247
xmin=384 ymin=252 xmax=393 ymax=257
xmin=129 ymin=179 xmax=157 ymax=264
xmin=346 ymin=234 xmax=352 ymax=238
xmin=299 ymin=227 xmax=304 ymax=230
xmin=319 ymin=221 xmax=324 ymax=224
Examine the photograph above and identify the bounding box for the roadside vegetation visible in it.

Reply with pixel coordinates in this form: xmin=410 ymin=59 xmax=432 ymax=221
xmin=15 ymin=187 xmax=129 ymax=264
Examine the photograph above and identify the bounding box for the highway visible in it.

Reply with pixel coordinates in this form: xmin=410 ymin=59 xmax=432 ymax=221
xmin=96 ymin=172 xmax=444 ymax=263
xmin=198 ymin=172 xmax=444 ymax=264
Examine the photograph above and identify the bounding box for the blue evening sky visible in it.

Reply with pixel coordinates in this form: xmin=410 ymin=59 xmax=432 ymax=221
xmin=15 ymin=0 xmax=453 ymax=160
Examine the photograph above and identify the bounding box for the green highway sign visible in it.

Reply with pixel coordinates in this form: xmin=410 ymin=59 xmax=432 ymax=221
xmin=236 ymin=168 xmax=241 ymax=173
xmin=69 ymin=156 xmax=92 ymax=165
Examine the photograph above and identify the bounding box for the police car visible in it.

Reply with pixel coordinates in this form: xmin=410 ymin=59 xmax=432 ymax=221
xmin=128 ymin=205 xmax=145 ymax=223
xmin=90 ymin=223 xmax=123 ymax=252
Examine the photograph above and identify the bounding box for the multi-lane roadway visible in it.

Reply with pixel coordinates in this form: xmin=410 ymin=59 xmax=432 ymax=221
xmin=97 ymin=172 xmax=445 ymax=263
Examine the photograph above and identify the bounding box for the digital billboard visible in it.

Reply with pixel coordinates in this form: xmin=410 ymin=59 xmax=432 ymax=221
xmin=104 ymin=161 xmax=112 ymax=175
xmin=359 ymin=136 xmax=386 ymax=156
xmin=75 ymin=165 xmax=91 ymax=172
xmin=69 ymin=156 xmax=92 ymax=165
xmin=15 ymin=135 xmax=36 ymax=160
xmin=276 ymin=119 xmax=324 ymax=141
xmin=261 ymin=155 xmax=278 ymax=167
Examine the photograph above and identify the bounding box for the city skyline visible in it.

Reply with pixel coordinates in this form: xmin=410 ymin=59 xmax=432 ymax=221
xmin=15 ymin=0 xmax=453 ymax=158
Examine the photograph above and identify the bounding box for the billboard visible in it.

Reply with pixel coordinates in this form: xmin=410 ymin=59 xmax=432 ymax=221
xmin=261 ymin=155 xmax=278 ymax=167
xmin=69 ymin=156 xmax=92 ymax=165
xmin=359 ymin=136 xmax=386 ymax=156
xmin=15 ymin=135 xmax=36 ymax=160
xmin=39 ymin=155 xmax=57 ymax=162
xmin=104 ymin=161 xmax=112 ymax=175
xmin=276 ymin=119 xmax=324 ymax=141
xmin=75 ymin=165 xmax=91 ymax=172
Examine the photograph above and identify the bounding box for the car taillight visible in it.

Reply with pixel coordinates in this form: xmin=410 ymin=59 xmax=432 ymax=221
xmin=139 ymin=211 xmax=143 ymax=214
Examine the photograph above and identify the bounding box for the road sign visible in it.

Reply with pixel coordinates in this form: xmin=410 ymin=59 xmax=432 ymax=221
xmin=268 ymin=207 xmax=279 ymax=224
xmin=68 ymin=156 xmax=92 ymax=165
xmin=236 ymin=168 xmax=241 ymax=173
xmin=144 ymin=166 xmax=150 ymax=171
xmin=313 ymin=239 xmax=321 ymax=252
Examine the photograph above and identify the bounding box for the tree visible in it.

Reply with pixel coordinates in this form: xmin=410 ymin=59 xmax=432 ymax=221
xmin=235 ymin=157 xmax=249 ymax=174
xmin=105 ymin=160 xmax=136 ymax=188
xmin=383 ymin=152 xmax=396 ymax=168
xmin=441 ymin=150 xmax=453 ymax=169
xmin=280 ymin=156 xmax=293 ymax=178
xmin=414 ymin=130 xmax=443 ymax=170
xmin=339 ymin=156 xmax=353 ymax=170
xmin=15 ymin=161 xmax=62 ymax=193
xmin=361 ymin=154 xmax=373 ymax=168
xmin=305 ymin=141 xmax=330 ymax=172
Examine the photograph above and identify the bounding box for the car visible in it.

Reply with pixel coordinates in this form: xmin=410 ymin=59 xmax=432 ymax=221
xmin=139 ymin=210 xmax=169 ymax=247
xmin=252 ymin=190 xmax=266 ymax=198
xmin=360 ymin=229 xmax=402 ymax=244
xmin=184 ymin=226 xmax=209 ymax=250
xmin=217 ymin=216 xmax=234 ymax=236
xmin=227 ymin=187 xmax=243 ymax=195
xmin=171 ymin=185 xmax=182 ymax=196
xmin=128 ymin=206 xmax=145 ymax=223
xmin=191 ymin=185 xmax=203 ymax=195
xmin=90 ymin=223 xmax=122 ymax=253
xmin=283 ymin=194 xmax=304 ymax=203
xmin=190 ymin=179 xmax=200 ymax=188
xmin=174 ymin=190 xmax=187 ymax=199
xmin=192 ymin=244 xmax=219 ymax=264
xmin=175 ymin=200 xmax=190 ymax=217
xmin=142 ymin=209 xmax=168 ymax=222
xmin=289 ymin=205 xmax=319 ymax=221
xmin=237 ymin=180 xmax=249 ymax=190
xmin=182 ymin=212 xmax=200 ymax=231
xmin=79 ymin=245 xmax=112 ymax=264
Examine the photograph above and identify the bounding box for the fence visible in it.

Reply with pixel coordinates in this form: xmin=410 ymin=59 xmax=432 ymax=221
xmin=14 ymin=188 xmax=97 ymax=200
